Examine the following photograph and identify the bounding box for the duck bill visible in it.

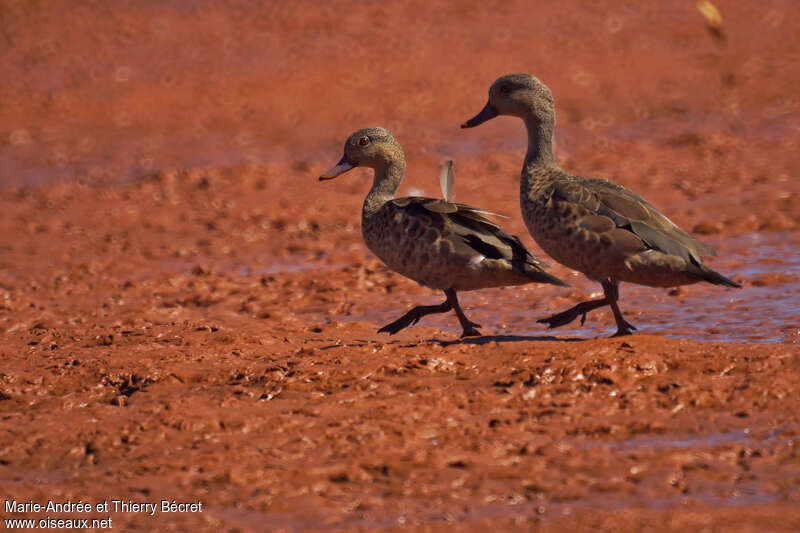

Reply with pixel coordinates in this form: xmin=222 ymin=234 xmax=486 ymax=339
xmin=461 ymin=102 xmax=498 ymax=128
xmin=318 ymin=156 xmax=355 ymax=181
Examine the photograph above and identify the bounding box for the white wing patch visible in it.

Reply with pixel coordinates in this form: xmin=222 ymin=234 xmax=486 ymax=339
xmin=469 ymin=254 xmax=486 ymax=266
xmin=439 ymin=159 xmax=454 ymax=202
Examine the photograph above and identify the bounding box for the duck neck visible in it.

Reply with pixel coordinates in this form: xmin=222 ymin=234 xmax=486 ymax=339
xmin=522 ymin=115 xmax=557 ymax=185
xmin=363 ymin=159 xmax=404 ymax=219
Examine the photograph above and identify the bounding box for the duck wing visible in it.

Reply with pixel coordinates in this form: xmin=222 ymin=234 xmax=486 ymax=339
xmin=393 ymin=198 xmax=507 ymax=226
xmin=550 ymin=176 xmax=717 ymax=265
xmin=391 ymin=197 xmax=566 ymax=286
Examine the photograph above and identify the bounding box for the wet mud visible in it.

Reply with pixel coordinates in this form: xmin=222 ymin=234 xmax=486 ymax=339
xmin=1 ymin=1 xmax=799 ymax=531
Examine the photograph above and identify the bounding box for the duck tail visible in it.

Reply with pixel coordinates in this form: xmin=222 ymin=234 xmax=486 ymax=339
xmin=524 ymin=264 xmax=570 ymax=287
xmin=699 ymin=267 xmax=741 ymax=288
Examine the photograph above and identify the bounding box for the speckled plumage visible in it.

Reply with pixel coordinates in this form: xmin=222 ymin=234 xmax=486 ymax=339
xmin=319 ymin=127 xmax=567 ymax=337
xmin=462 ymin=74 xmax=740 ymax=336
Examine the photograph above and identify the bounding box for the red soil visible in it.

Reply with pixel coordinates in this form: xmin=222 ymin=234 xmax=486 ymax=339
xmin=1 ymin=1 xmax=799 ymax=531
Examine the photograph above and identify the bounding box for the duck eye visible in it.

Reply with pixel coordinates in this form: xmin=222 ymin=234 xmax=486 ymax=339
xmin=499 ymin=85 xmax=510 ymax=95
xmin=358 ymin=136 xmax=370 ymax=146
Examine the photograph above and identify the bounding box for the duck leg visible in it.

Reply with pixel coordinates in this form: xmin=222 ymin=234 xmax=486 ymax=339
xmin=537 ymin=297 xmax=609 ymax=329
xmin=537 ymin=278 xmax=637 ymax=334
xmin=603 ymin=279 xmax=637 ymax=337
xmin=444 ymin=288 xmax=482 ymax=337
xmin=378 ymin=299 xmax=453 ymax=335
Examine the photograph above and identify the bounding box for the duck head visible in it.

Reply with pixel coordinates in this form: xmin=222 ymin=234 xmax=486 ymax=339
xmin=461 ymin=73 xmax=555 ymax=128
xmin=319 ymin=127 xmax=404 ymax=180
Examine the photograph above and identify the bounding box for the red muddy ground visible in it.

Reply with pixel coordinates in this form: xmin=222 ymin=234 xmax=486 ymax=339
xmin=1 ymin=1 xmax=799 ymax=531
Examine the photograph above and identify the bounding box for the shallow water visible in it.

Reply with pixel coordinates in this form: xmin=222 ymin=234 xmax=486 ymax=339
xmin=344 ymin=232 xmax=799 ymax=344
xmin=579 ymin=423 xmax=798 ymax=452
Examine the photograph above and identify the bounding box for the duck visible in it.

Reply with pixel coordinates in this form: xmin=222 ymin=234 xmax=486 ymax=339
xmin=318 ymin=127 xmax=568 ymax=337
xmin=461 ymin=73 xmax=740 ymax=336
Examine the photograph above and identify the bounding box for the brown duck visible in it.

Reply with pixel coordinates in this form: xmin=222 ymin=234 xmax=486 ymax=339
xmin=462 ymin=74 xmax=740 ymax=336
xmin=319 ymin=127 xmax=568 ymax=337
